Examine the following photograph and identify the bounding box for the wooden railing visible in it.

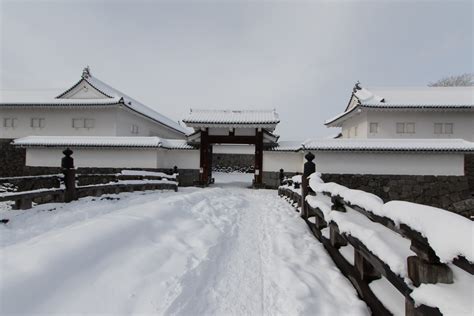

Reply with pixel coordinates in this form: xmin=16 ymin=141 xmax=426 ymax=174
xmin=0 ymin=149 xmax=178 ymax=211
xmin=277 ymin=153 xmax=473 ymax=316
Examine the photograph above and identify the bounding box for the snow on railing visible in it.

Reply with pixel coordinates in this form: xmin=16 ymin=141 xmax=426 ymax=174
xmin=278 ymin=161 xmax=473 ymax=316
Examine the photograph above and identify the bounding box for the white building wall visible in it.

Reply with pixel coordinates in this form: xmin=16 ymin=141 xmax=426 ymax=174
xmin=0 ymin=107 xmax=118 ymax=139
xmin=311 ymin=151 xmax=465 ymax=176
xmin=25 ymin=148 xmax=158 ymax=168
xmin=213 ymin=144 xmax=255 ymax=154
xmin=263 ymin=151 xmax=304 ymax=173
xmin=366 ymin=110 xmax=473 ymax=140
xmin=341 ymin=111 xmax=368 ymax=139
xmin=115 ymin=107 xmax=185 ymax=139
xmin=157 ymin=150 xmax=200 ymax=169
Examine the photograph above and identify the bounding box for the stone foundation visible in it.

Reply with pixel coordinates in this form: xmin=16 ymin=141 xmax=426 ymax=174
xmin=321 ymin=173 xmax=473 ymax=218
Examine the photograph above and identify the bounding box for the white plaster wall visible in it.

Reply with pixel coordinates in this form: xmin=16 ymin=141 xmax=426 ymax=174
xmin=341 ymin=111 xmax=368 ymax=139
xmin=235 ymin=128 xmax=256 ymax=136
xmin=115 ymin=107 xmax=185 ymax=139
xmin=366 ymin=110 xmax=473 ymax=140
xmin=0 ymin=107 xmax=118 ymax=139
xmin=208 ymin=128 xmax=229 ymax=136
xmin=157 ymin=150 xmax=199 ymax=169
xmin=310 ymin=151 xmax=465 ymax=176
xmin=25 ymin=147 xmax=158 ymax=168
xmin=213 ymin=144 xmax=255 ymax=154
xmin=263 ymin=151 xmax=304 ymax=172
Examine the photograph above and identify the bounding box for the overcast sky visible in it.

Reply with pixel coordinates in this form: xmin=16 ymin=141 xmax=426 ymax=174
xmin=1 ymin=0 xmax=472 ymax=140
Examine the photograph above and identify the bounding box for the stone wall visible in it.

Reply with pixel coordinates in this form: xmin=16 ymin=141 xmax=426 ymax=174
xmin=465 ymin=154 xmax=474 ymax=191
xmin=321 ymin=173 xmax=473 ymax=218
xmin=263 ymin=171 xmax=298 ymax=189
xmin=212 ymin=153 xmax=254 ymax=172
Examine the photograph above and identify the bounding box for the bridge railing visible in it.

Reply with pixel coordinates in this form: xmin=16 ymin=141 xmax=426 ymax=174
xmin=278 ymin=153 xmax=473 ymax=316
xmin=0 ymin=149 xmax=178 ymax=211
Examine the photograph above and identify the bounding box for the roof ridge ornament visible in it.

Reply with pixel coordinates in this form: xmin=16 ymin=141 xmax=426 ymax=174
xmin=82 ymin=66 xmax=91 ymax=79
xmin=353 ymin=81 xmax=362 ymax=93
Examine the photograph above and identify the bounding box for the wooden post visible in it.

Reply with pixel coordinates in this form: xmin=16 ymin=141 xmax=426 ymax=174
xmin=254 ymin=129 xmax=263 ymax=187
xmin=354 ymin=250 xmax=381 ymax=282
xmin=279 ymin=168 xmax=284 ymax=185
xmin=301 ymin=152 xmax=315 ymax=218
xmin=199 ymin=129 xmax=209 ymax=185
xmin=61 ymin=148 xmax=77 ymax=203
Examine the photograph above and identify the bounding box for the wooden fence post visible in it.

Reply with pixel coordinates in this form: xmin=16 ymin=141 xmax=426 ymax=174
xmin=61 ymin=148 xmax=77 ymax=203
xmin=301 ymin=151 xmax=315 ymax=218
xmin=279 ymin=168 xmax=284 ymax=185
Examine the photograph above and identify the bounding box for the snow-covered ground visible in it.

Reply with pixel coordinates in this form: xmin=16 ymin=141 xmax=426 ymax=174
xmin=0 ymin=180 xmax=368 ymax=315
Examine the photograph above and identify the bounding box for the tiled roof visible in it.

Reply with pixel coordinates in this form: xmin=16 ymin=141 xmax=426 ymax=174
xmin=355 ymin=87 xmax=474 ymax=107
xmin=302 ymin=138 xmax=474 ymax=152
xmin=0 ymin=90 xmax=121 ymax=106
xmin=76 ymin=75 xmax=189 ymax=134
xmin=326 ymin=86 xmax=474 ymax=126
xmin=13 ymin=136 xmax=194 ymax=150
xmin=183 ymin=109 xmax=280 ymax=126
xmin=266 ymin=141 xmax=302 ymax=152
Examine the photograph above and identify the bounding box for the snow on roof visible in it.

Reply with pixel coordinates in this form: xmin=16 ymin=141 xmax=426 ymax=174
xmin=355 ymin=86 xmax=474 ymax=107
xmin=183 ymin=109 xmax=280 ymax=127
xmin=0 ymin=89 xmax=121 ymax=105
xmin=302 ymin=138 xmax=474 ymax=152
xmin=75 ymin=74 xmax=188 ymax=134
xmin=13 ymin=136 xmax=194 ymax=150
xmin=266 ymin=141 xmax=302 ymax=152
xmin=326 ymin=85 xmax=474 ymax=126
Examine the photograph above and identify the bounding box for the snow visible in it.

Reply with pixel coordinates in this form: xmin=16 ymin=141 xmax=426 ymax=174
xmin=120 ymin=169 xmax=177 ymax=179
xmin=339 ymin=189 xmax=384 ymax=214
xmin=329 ymin=206 xmax=414 ymax=279
xmin=381 ymin=201 xmax=474 ymax=263
xmin=302 ymin=138 xmax=474 ymax=152
xmin=305 ymin=192 xmax=414 ymax=279
xmin=0 ymin=186 xmax=368 ymax=315
xmin=83 ymin=75 xmax=189 ymax=134
xmin=339 ymin=244 xmax=355 ymax=265
xmin=13 ymin=136 xmax=193 ymax=149
xmin=369 ymin=277 xmax=405 ymax=316
xmin=183 ymin=109 xmax=279 ymax=127
xmin=212 ymin=171 xmax=254 ymax=188
xmin=355 ymin=86 xmax=474 ymax=107
xmin=410 ymin=265 xmax=474 ymax=316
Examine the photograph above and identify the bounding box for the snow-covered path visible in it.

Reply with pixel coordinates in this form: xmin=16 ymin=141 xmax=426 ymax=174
xmin=1 ymin=186 xmax=368 ymax=315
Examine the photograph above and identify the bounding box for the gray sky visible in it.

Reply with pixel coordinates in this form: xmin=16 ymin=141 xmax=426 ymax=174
xmin=1 ymin=0 xmax=472 ymax=140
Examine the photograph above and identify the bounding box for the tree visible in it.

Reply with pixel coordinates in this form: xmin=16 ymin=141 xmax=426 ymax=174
xmin=428 ymin=73 xmax=474 ymax=87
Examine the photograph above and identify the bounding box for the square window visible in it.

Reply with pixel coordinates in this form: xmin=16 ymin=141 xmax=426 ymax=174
xmin=406 ymin=123 xmax=415 ymax=134
xmin=434 ymin=123 xmax=443 ymax=134
xmin=72 ymin=118 xmax=83 ymax=128
xmin=4 ymin=118 xmax=17 ymax=128
xmin=369 ymin=122 xmax=378 ymax=133
xmin=444 ymin=123 xmax=453 ymax=134
xmin=84 ymin=119 xmax=95 ymax=129
xmin=396 ymin=122 xmax=405 ymax=134
xmin=31 ymin=118 xmax=45 ymax=128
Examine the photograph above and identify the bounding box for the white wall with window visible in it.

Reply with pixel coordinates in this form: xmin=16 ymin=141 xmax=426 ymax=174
xmin=340 ymin=111 xmax=367 ymax=139
xmin=0 ymin=108 xmax=117 ymax=139
xmin=365 ymin=111 xmax=473 ymax=140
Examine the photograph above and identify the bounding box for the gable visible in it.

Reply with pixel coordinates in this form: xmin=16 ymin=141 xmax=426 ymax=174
xmin=345 ymin=94 xmax=360 ymax=112
xmin=57 ymin=79 xmax=111 ymax=100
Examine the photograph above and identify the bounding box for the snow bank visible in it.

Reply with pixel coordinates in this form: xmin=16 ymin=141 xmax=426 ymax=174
xmin=382 ymin=201 xmax=474 ymax=263
xmin=120 ymin=169 xmax=176 ymax=179
xmin=411 ymin=265 xmax=473 ymax=316
xmin=306 ymin=195 xmax=332 ymax=218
